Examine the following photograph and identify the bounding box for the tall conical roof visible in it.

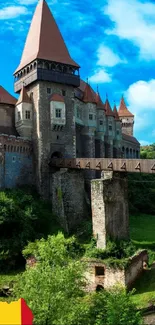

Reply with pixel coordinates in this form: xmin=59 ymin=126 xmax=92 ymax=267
xmin=113 ymin=104 xmax=120 ymax=121
xmin=83 ymin=83 xmax=96 ymax=103
xmin=105 ymin=99 xmax=114 ymax=117
xmin=14 ymin=0 xmax=79 ymax=74
xmin=95 ymin=92 xmax=105 ymax=110
xmin=16 ymin=86 xmax=32 ymax=105
xmin=118 ymin=96 xmax=134 ymax=117
xmin=0 ymin=86 xmax=17 ymax=105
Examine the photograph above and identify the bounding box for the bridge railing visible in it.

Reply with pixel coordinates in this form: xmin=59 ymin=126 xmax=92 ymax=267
xmin=50 ymin=158 xmax=155 ymax=174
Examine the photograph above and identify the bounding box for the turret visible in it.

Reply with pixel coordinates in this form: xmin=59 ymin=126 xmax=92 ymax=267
xmin=15 ymin=86 xmax=32 ymax=138
xmin=95 ymin=90 xmax=106 ymax=157
xmin=118 ymin=96 xmax=134 ymax=136
xmin=113 ymin=103 xmax=122 ymax=158
xmin=13 ymin=0 xmax=80 ymax=93
xmin=50 ymin=93 xmax=66 ymax=131
xmin=104 ymin=97 xmax=115 ymax=157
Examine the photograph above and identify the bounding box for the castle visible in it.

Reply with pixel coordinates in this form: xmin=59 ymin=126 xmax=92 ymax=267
xmin=0 ymin=0 xmax=140 ymax=196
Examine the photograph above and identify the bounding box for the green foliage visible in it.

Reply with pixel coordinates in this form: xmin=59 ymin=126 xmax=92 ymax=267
xmin=0 ymin=188 xmax=62 ymax=271
xmin=14 ymin=234 xmax=143 ymax=325
xmin=140 ymin=144 xmax=155 ymax=159
xmin=128 ymin=173 xmax=155 ymax=215
xmin=85 ymin=238 xmax=136 ymax=268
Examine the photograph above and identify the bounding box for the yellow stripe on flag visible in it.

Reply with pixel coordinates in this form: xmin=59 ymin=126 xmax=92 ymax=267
xmin=0 ymin=299 xmax=21 ymax=324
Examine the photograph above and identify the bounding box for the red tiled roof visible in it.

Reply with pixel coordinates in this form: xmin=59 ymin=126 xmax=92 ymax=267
xmin=50 ymin=93 xmax=64 ymax=102
xmin=113 ymin=104 xmax=120 ymax=121
xmin=0 ymin=86 xmax=17 ymax=105
xmin=105 ymin=99 xmax=115 ymax=117
xmin=83 ymin=83 xmax=96 ymax=103
xmin=17 ymin=86 xmax=31 ymax=105
xmin=14 ymin=0 xmax=79 ymax=74
xmin=118 ymin=96 xmax=134 ymax=117
xmin=95 ymin=92 xmax=105 ymax=110
xmin=122 ymin=133 xmax=140 ymax=145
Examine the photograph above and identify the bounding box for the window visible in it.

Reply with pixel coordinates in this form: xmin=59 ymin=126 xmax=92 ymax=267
xmin=62 ymin=90 xmax=66 ymax=96
xmin=18 ymin=111 xmax=21 ymax=121
xmin=109 ymin=125 xmax=112 ymax=131
xmin=89 ymin=114 xmax=93 ymax=120
xmin=25 ymin=111 xmax=31 ymax=119
xmin=12 ymin=157 xmax=16 ymax=163
xmin=56 ymin=109 xmax=61 ymax=118
xmin=95 ymin=266 xmax=105 ymax=276
xmin=117 ymin=130 xmax=119 ymax=135
xmin=100 ymin=120 xmax=103 ymax=125
xmin=47 ymin=88 xmax=51 ymax=94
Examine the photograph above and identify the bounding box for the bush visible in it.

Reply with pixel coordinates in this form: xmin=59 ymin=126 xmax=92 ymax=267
xmin=0 ymin=188 xmax=61 ymax=271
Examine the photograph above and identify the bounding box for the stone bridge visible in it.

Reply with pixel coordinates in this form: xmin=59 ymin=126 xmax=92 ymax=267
xmin=50 ymin=158 xmax=155 ymax=249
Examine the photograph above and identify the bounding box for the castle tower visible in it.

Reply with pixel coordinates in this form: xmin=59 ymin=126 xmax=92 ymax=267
xmin=15 ymin=86 xmax=33 ymax=139
xmin=118 ymin=96 xmax=134 ymax=136
xmin=113 ymin=103 xmax=122 ymax=158
xmin=14 ymin=0 xmax=80 ymax=197
xmin=95 ymin=90 xmax=106 ymax=158
xmin=104 ymin=98 xmax=115 ymax=157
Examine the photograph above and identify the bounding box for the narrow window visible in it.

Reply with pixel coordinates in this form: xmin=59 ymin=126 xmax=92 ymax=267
xmin=55 ymin=109 xmax=61 ymax=118
xmin=100 ymin=120 xmax=103 ymax=125
xmin=62 ymin=90 xmax=66 ymax=96
xmin=109 ymin=125 xmax=112 ymax=131
xmin=25 ymin=111 xmax=31 ymax=119
xmin=47 ymin=88 xmax=51 ymax=94
xmin=18 ymin=111 xmax=21 ymax=121
xmin=117 ymin=130 xmax=119 ymax=135
xmin=12 ymin=156 xmax=16 ymax=163
xmin=89 ymin=114 xmax=93 ymax=120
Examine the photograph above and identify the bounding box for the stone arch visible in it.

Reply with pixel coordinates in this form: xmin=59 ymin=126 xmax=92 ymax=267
xmin=30 ymin=64 xmax=33 ymax=71
xmin=96 ymin=285 xmax=104 ymax=292
xmin=51 ymin=151 xmax=63 ymax=159
xmin=27 ymin=66 xmax=30 ymax=73
xmin=126 ymin=147 xmax=129 ymax=158
xmin=34 ymin=61 xmax=37 ymax=69
xmin=45 ymin=62 xmax=49 ymax=69
xmin=130 ymin=148 xmax=132 ymax=158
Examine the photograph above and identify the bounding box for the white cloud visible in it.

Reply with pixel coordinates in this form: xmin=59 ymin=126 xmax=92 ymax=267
xmin=97 ymin=45 xmax=126 ymax=67
xmin=0 ymin=6 xmax=28 ymax=19
xmin=104 ymin=0 xmax=155 ymax=60
xmin=89 ymin=69 xmax=112 ymax=83
xmin=125 ymin=79 xmax=155 ymax=113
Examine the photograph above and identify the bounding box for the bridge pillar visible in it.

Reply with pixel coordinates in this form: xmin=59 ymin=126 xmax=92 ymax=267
xmin=91 ymin=171 xmax=129 ymax=249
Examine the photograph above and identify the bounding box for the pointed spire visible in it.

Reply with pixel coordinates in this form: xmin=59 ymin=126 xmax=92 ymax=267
xmin=113 ymin=103 xmax=120 ymax=121
xmin=118 ymin=96 xmax=134 ymax=117
xmin=16 ymin=86 xmax=31 ymax=105
xmin=105 ymin=98 xmax=115 ymax=117
xmin=95 ymin=91 xmax=105 ymax=111
xmin=0 ymin=86 xmax=17 ymax=105
xmin=14 ymin=0 xmax=79 ymax=73
xmin=83 ymin=83 xmax=96 ymax=103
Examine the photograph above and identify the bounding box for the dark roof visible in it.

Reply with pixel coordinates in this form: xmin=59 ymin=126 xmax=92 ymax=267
xmin=113 ymin=104 xmax=120 ymax=120
xmin=17 ymin=86 xmax=31 ymax=105
xmin=50 ymin=93 xmax=64 ymax=102
xmin=122 ymin=133 xmax=140 ymax=145
xmin=14 ymin=0 xmax=79 ymax=74
xmin=105 ymin=99 xmax=115 ymax=117
xmin=118 ymin=96 xmax=134 ymax=117
xmin=0 ymin=126 xmax=18 ymax=137
xmin=83 ymin=83 xmax=96 ymax=103
xmin=0 ymin=86 xmax=17 ymax=105
xmin=96 ymin=92 xmax=105 ymax=110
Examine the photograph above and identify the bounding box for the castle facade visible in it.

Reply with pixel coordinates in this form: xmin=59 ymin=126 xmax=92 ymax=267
xmin=0 ymin=0 xmax=140 ymax=195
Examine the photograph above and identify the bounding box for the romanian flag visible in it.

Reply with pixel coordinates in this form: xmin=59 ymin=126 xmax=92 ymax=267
xmin=0 ymin=298 xmax=33 ymax=324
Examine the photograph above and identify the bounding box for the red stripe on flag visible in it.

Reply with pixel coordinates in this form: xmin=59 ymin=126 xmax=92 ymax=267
xmin=21 ymin=298 xmax=34 ymax=325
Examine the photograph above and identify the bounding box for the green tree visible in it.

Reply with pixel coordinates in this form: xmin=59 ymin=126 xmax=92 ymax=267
xmin=14 ymin=234 xmax=143 ymax=325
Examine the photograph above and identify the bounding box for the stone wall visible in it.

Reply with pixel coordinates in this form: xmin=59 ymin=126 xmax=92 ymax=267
xmin=50 ymin=168 xmax=90 ymax=232
xmin=91 ymin=171 xmax=129 ymax=249
xmin=85 ymin=250 xmax=148 ymax=292
xmin=0 ymin=135 xmax=33 ymax=188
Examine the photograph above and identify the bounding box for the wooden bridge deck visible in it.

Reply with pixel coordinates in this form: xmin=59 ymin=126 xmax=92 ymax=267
xmin=50 ymin=158 xmax=155 ymax=174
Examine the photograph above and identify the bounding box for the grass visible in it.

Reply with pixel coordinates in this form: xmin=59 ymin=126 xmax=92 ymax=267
xmin=130 ymin=214 xmax=155 ymax=308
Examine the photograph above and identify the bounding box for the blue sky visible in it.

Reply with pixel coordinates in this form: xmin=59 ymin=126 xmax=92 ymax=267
xmin=0 ymin=0 xmax=155 ymax=145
